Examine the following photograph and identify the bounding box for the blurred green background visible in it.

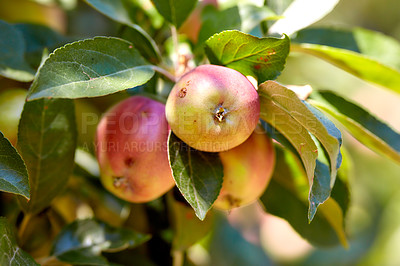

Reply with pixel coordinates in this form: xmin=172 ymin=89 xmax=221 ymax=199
xmin=1 ymin=0 xmax=399 ymax=265
xmin=277 ymin=0 xmax=400 ymax=264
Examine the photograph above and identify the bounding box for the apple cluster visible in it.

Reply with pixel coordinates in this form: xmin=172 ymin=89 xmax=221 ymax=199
xmin=96 ymin=64 xmax=275 ymax=210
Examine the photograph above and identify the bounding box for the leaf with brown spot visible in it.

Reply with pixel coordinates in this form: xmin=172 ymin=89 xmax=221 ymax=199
xmin=205 ymin=30 xmax=290 ymax=83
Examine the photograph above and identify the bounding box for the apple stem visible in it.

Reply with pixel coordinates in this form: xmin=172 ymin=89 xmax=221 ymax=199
xmin=214 ymin=106 xmax=227 ymax=122
xmin=151 ymin=66 xmax=178 ymax=83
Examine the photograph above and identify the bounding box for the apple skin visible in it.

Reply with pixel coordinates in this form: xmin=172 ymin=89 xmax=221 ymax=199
xmin=96 ymin=96 xmax=175 ymax=203
xmin=214 ymin=127 xmax=275 ymax=210
xmin=165 ymin=64 xmax=260 ymax=152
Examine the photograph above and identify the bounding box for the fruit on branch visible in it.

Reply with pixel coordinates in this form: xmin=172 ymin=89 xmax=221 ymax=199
xmin=214 ymin=127 xmax=275 ymax=210
xmin=96 ymin=96 xmax=175 ymax=203
xmin=165 ymin=64 xmax=260 ymax=152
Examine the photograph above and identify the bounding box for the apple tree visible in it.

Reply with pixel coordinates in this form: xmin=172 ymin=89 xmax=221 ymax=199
xmin=0 ymin=0 xmax=400 ymax=265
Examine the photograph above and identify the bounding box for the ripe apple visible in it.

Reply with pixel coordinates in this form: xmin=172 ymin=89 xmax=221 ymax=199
xmin=214 ymin=127 xmax=275 ymax=210
xmin=165 ymin=64 xmax=260 ymax=152
xmin=96 ymin=96 xmax=175 ymax=203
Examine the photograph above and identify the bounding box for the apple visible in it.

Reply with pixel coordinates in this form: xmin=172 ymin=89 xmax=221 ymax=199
xmin=96 ymin=96 xmax=175 ymax=203
xmin=214 ymin=127 xmax=275 ymax=210
xmin=165 ymin=64 xmax=260 ymax=152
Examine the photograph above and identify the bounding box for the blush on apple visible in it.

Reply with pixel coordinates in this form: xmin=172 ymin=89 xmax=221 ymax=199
xmin=214 ymin=126 xmax=275 ymax=210
xmin=96 ymin=96 xmax=175 ymax=203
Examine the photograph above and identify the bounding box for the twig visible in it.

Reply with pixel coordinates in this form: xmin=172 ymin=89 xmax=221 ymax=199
xmin=151 ymin=65 xmax=178 ymax=83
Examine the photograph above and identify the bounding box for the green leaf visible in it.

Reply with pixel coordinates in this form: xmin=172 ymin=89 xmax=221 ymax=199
xmin=260 ymin=147 xmax=348 ymax=247
xmin=0 ymin=132 xmax=30 ymax=199
xmin=27 ymin=37 xmax=155 ymax=100
xmin=330 ymin=147 xmax=351 ymax=218
xmin=261 ymin=120 xmax=298 ymax=155
xmin=263 ymin=122 xmax=341 ymax=222
xmin=293 ymin=27 xmax=400 ymax=71
xmin=304 ymin=101 xmax=343 ymax=220
xmin=151 ymin=0 xmax=198 ymax=28
xmin=239 ymin=4 xmax=277 ymax=33
xmin=291 ymin=43 xmax=400 ymax=94
xmin=0 ymin=20 xmax=35 ymax=82
xmin=263 ymin=81 xmax=341 ymax=181
xmin=260 ymin=94 xmax=317 ymax=183
xmin=168 ymin=132 xmax=223 ymax=221
xmin=268 ymin=0 xmax=339 ymax=36
xmin=119 ymin=26 xmax=161 ymax=64
xmin=84 ymin=0 xmax=161 ymax=62
xmin=0 ymin=217 xmax=39 ymax=265
xmin=205 ymin=30 xmax=290 ymax=83
xmin=167 ymin=192 xmax=214 ymax=251
xmin=259 ymin=81 xmax=342 ymax=221
xmin=310 ymin=91 xmax=400 ymax=164
xmin=199 ymin=4 xmax=277 ymax=41
xmin=305 ymin=101 xmax=343 ymax=170
xmin=51 ymin=218 xmax=150 ymax=265
xmin=17 ymin=99 xmax=77 ymax=215
xmin=308 ymin=160 xmax=333 ymax=221
xmin=293 ymin=27 xmax=400 ymax=93
xmin=198 ymin=6 xmax=241 ymax=44
xmin=15 ymin=23 xmax=71 ymax=69
xmin=317 ymin=197 xmax=348 ymax=248
xmin=84 ymin=0 xmax=134 ymax=25
xmin=331 ymin=166 xmax=351 ymax=219
xmin=259 ymin=81 xmax=341 ymax=183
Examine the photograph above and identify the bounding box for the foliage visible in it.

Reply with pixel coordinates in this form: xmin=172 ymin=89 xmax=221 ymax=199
xmin=0 ymin=0 xmax=399 ymax=265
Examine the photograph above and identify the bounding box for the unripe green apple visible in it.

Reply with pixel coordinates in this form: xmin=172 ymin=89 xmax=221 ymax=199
xmin=214 ymin=127 xmax=275 ymax=210
xmin=165 ymin=64 xmax=260 ymax=152
xmin=96 ymin=96 xmax=175 ymax=203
